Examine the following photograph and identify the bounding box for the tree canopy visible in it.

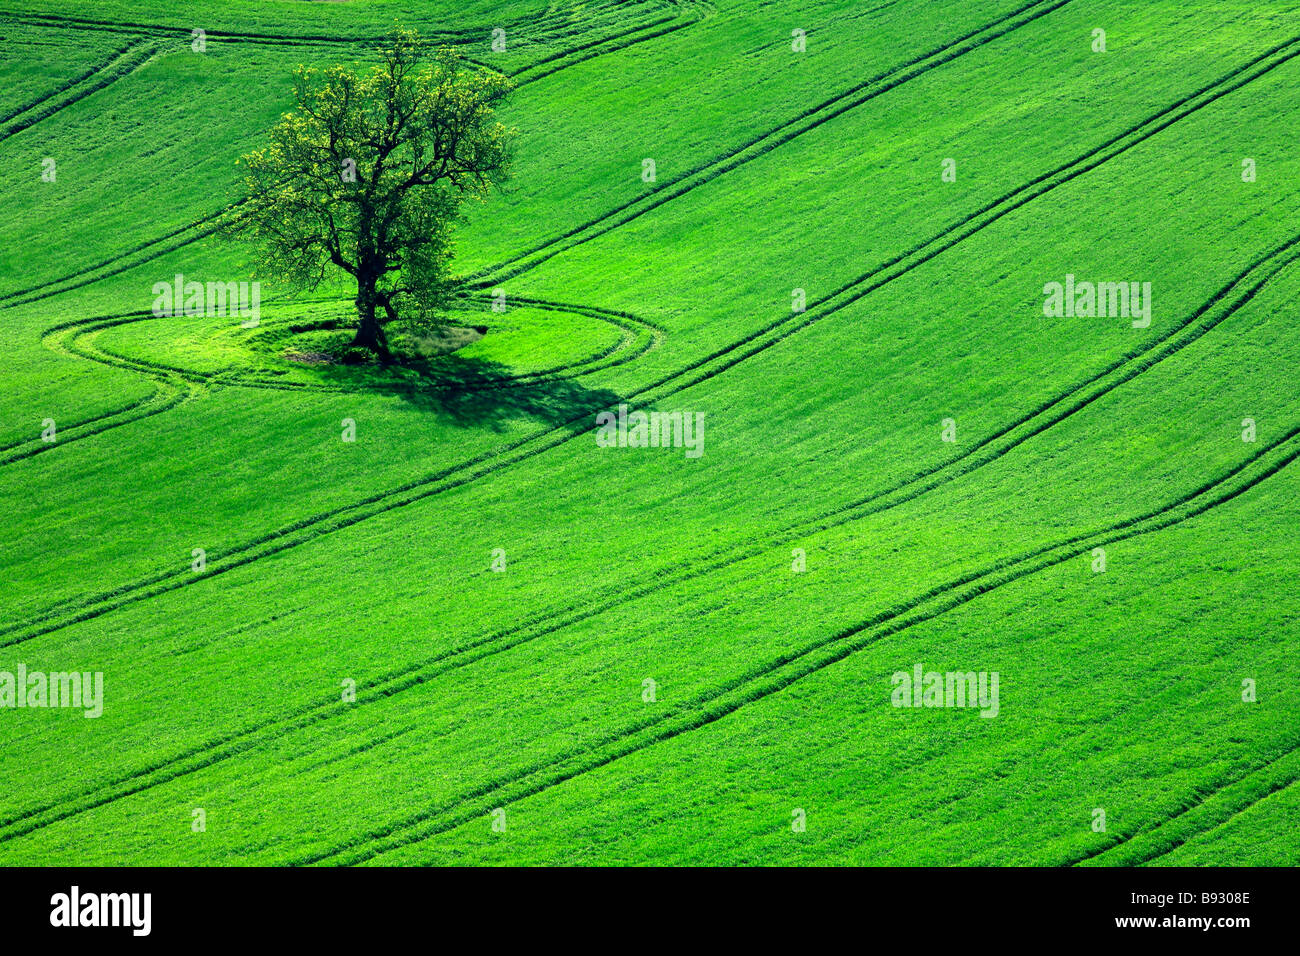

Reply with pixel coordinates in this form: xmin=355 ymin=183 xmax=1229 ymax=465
xmin=228 ymin=30 xmax=513 ymax=356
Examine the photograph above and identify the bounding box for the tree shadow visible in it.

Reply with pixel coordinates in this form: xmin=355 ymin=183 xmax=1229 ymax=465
xmin=336 ymin=353 xmax=625 ymax=433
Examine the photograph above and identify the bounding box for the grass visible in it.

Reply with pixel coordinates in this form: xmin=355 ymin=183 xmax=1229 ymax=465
xmin=0 ymin=0 xmax=1297 ymax=866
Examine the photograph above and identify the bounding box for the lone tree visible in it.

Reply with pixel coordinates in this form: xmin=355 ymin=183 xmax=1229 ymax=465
xmin=229 ymin=31 xmax=513 ymax=356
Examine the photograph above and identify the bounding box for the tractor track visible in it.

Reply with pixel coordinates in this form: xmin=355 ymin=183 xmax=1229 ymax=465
xmin=1136 ymin=769 xmax=1300 ymax=866
xmin=1067 ymin=740 xmax=1300 ymax=866
xmin=0 ymin=40 xmax=132 ymax=125
xmin=508 ymin=10 xmax=704 ymax=86
xmin=0 ymin=38 xmax=157 ymax=146
xmin=511 ymin=12 xmax=678 ymax=74
xmin=0 ymin=208 xmax=233 ymax=309
xmin=0 ymin=385 xmax=185 ymax=468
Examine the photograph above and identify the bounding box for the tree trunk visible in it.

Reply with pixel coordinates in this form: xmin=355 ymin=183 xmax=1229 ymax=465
xmin=351 ymin=280 xmax=388 ymax=356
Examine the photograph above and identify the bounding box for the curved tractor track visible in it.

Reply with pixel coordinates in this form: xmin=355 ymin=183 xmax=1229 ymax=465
xmin=0 ymin=317 xmax=199 ymax=468
xmin=0 ymin=292 xmax=659 ymax=468
xmin=204 ymin=294 xmax=663 ymax=396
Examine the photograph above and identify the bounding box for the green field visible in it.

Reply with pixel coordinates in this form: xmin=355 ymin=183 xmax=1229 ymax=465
xmin=1 ymin=0 xmax=1298 ymax=866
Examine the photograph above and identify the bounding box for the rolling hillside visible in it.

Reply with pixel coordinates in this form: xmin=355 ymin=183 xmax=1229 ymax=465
xmin=0 ymin=0 xmax=1297 ymax=865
